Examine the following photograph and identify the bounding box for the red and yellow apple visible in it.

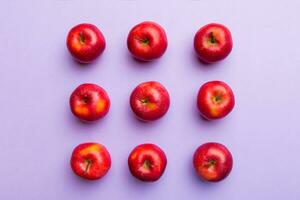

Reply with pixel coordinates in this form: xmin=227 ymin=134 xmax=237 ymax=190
xmin=70 ymin=143 xmax=111 ymax=180
xmin=127 ymin=21 xmax=168 ymax=61
xmin=193 ymin=142 xmax=233 ymax=182
xmin=130 ymin=81 xmax=170 ymax=121
xmin=128 ymin=144 xmax=167 ymax=182
xmin=67 ymin=23 xmax=106 ymax=63
xmin=194 ymin=23 xmax=233 ymax=63
xmin=197 ymin=81 xmax=235 ymax=120
xmin=70 ymin=83 xmax=110 ymax=122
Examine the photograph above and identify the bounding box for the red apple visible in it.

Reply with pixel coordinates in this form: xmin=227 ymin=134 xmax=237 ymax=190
xmin=128 ymin=144 xmax=167 ymax=182
xmin=67 ymin=23 xmax=106 ymax=63
xmin=127 ymin=21 xmax=168 ymax=61
xmin=70 ymin=83 xmax=110 ymax=122
xmin=194 ymin=23 xmax=233 ymax=63
xmin=130 ymin=81 xmax=170 ymax=121
xmin=197 ymin=81 xmax=235 ymax=120
xmin=193 ymin=142 xmax=233 ymax=182
xmin=70 ymin=143 xmax=111 ymax=180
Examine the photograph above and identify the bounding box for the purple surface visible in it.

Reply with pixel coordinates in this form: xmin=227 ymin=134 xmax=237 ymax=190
xmin=1 ymin=0 xmax=300 ymax=199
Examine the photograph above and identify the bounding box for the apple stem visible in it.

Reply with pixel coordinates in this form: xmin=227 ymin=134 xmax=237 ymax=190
xmin=79 ymin=32 xmax=86 ymax=44
xmin=84 ymin=159 xmax=92 ymax=173
xmin=209 ymin=32 xmax=216 ymax=44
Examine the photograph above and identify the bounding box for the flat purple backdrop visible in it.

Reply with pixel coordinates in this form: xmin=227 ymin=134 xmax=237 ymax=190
xmin=1 ymin=0 xmax=300 ymax=199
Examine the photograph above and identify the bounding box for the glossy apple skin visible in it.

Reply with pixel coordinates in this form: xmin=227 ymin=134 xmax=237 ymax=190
xmin=194 ymin=23 xmax=233 ymax=63
xmin=70 ymin=143 xmax=111 ymax=180
xmin=130 ymin=81 xmax=170 ymax=121
xmin=70 ymin=83 xmax=110 ymax=122
xmin=197 ymin=81 xmax=235 ymax=120
xmin=67 ymin=23 xmax=106 ymax=63
xmin=193 ymin=142 xmax=233 ymax=182
xmin=128 ymin=144 xmax=167 ymax=182
xmin=127 ymin=21 xmax=168 ymax=61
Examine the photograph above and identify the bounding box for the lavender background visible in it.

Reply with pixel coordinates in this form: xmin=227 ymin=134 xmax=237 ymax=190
xmin=1 ymin=0 xmax=300 ymax=199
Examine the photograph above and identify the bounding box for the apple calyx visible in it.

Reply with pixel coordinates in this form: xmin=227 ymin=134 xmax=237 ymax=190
xmin=81 ymin=95 xmax=90 ymax=104
xmin=142 ymin=159 xmax=153 ymax=170
xmin=140 ymin=98 xmax=149 ymax=104
xmin=205 ymin=159 xmax=216 ymax=168
xmin=213 ymin=95 xmax=222 ymax=103
xmin=135 ymin=36 xmax=150 ymax=45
